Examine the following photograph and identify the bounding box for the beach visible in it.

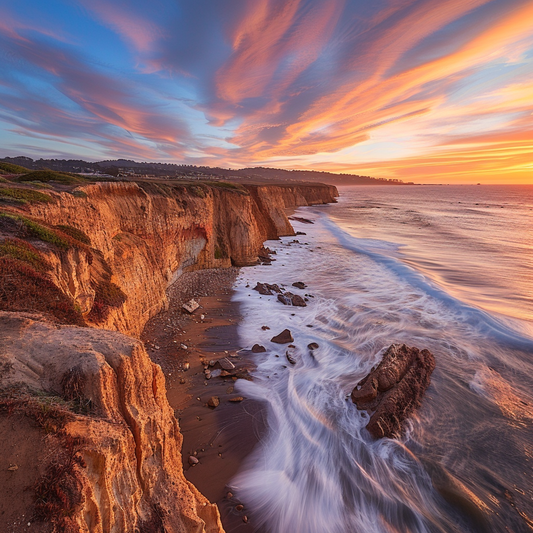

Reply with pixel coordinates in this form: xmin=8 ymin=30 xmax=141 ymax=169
xmin=141 ymin=267 xmax=267 ymax=532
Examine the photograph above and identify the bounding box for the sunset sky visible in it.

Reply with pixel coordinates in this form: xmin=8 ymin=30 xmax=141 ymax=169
xmin=0 ymin=0 xmax=532 ymax=183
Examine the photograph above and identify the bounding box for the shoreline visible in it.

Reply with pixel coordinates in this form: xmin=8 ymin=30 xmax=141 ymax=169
xmin=141 ymin=267 xmax=267 ymax=532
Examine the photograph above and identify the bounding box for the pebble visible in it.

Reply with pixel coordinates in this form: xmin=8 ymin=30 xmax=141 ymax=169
xmin=236 ymin=504 xmax=244 ymax=511
xmin=229 ymin=396 xmax=244 ymax=402
xmin=207 ymin=396 xmax=220 ymax=408
xmin=188 ymin=456 xmax=199 ymax=466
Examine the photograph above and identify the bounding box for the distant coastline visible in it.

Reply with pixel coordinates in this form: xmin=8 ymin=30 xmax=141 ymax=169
xmin=0 ymin=155 xmax=415 ymax=186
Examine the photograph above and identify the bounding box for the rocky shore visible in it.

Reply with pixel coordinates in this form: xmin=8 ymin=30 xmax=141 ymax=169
xmin=0 ymin=179 xmax=337 ymax=532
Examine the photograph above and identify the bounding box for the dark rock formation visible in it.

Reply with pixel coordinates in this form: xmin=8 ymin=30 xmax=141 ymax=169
xmin=253 ymin=282 xmax=281 ymax=295
xmin=271 ymin=329 xmax=294 ymax=344
xmin=291 ymin=294 xmax=307 ymax=307
xmin=277 ymin=293 xmax=293 ymax=305
xmin=286 ymin=351 xmax=297 ymax=365
xmin=292 ymin=281 xmax=306 ymax=289
xmin=351 ymin=344 xmax=435 ymax=439
xmin=308 ymin=342 xmax=319 ymax=350
xmin=289 ymin=216 xmax=314 ymax=224
xmin=251 ymin=344 xmax=266 ymax=353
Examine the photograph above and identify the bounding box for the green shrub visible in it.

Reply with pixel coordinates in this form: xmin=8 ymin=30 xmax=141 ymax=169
xmin=0 ymin=212 xmax=70 ymax=250
xmin=0 ymin=238 xmax=50 ymax=271
xmin=204 ymin=181 xmax=249 ymax=194
xmin=188 ymin=185 xmax=207 ymax=198
xmin=54 ymin=225 xmax=91 ymax=246
xmin=0 ymin=177 xmax=8 ymax=183
xmin=0 ymin=162 xmax=30 ymax=174
xmin=17 ymin=170 xmax=87 ymax=185
xmin=71 ymin=190 xmax=88 ymax=198
xmin=26 ymin=181 xmax=53 ymax=189
xmin=0 ymin=187 xmax=53 ymax=204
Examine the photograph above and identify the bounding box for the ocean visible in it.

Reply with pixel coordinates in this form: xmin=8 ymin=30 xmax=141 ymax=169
xmin=230 ymin=185 xmax=533 ymax=533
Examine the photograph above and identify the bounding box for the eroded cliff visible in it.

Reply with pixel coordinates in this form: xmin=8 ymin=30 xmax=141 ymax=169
xmin=0 ymin=180 xmax=337 ymax=533
xmin=0 ymin=311 xmax=224 ymax=533
xmin=23 ymin=181 xmax=337 ymax=336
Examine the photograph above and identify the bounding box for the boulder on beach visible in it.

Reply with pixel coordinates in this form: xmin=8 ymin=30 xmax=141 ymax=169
xmin=289 ymin=216 xmax=314 ymax=224
xmin=213 ymin=357 xmax=235 ymax=371
xmin=271 ymin=329 xmax=294 ymax=344
xmin=207 ymin=396 xmax=220 ymax=408
xmin=252 ymin=344 xmax=266 ymax=353
xmin=292 ymin=281 xmax=306 ymax=289
xmin=182 ymin=299 xmax=199 ymax=314
xmin=351 ymin=343 xmax=435 ymax=439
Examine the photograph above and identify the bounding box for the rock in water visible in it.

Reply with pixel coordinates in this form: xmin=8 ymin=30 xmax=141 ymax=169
xmin=277 ymin=293 xmax=292 ymax=305
xmin=291 ymin=294 xmax=307 ymax=307
xmin=253 ymin=282 xmax=272 ymax=295
xmin=251 ymin=344 xmax=266 ymax=353
xmin=351 ymin=344 xmax=435 ymax=439
xmin=292 ymin=281 xmax=306 ymax=289
xmin=271 ymin=329 xmax=294 ymax=344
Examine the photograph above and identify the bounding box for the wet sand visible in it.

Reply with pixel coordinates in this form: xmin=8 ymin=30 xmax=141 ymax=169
xmin=141 ymin=268 xmax=268 ymax=532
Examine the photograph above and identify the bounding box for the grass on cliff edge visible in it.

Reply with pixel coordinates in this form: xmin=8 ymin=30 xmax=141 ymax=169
xmin=87 ymin=279 xmax=127 ymax=323
xmin=0 ymin=212 xmax=94 ymax=254
xmin=16 ymin=170 xmax=88 ymax=185
xmin=0 ymin=161 xmax=30 ymax=174
xmin=54 ymin=225 xmax=91 ymax=246
xmin=0 ymin=187 xmax=53 ymax=204
xmin=0 ymin=238 xmax=50 ymax=271
xmin=0 ymin=212 xmax=71 ymax=250
xmin=0 ymin=257 xmax=85 ymax=325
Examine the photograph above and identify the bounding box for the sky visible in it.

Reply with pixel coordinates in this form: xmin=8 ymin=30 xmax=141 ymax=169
xmin=0 ymin=0 xmax=532 ymax=183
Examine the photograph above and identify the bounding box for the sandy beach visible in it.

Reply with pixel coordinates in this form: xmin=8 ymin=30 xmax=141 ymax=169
xmin=141 ymin=267 xmax=267 ymax=532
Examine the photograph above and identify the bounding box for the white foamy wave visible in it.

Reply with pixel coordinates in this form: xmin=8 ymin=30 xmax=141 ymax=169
xmin=230 ymin=204 xmax=533 ymax=533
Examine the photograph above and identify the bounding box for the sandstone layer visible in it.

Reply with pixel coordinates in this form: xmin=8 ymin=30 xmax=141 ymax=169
xmin=25 ymin=181 xmax=337 ymax=336
xmin=0 ymin=311 xmax=224 ymax=533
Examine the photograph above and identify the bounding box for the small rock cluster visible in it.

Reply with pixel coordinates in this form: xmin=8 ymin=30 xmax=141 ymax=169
xmin=253 ymin=281 xmax=309 ymax=307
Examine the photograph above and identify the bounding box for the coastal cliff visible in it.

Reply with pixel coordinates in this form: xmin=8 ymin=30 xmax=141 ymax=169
xmin=0 ymin=180 xmax=337 ymax=532
xmin=24 ymin=181 xmax=337 ymax=336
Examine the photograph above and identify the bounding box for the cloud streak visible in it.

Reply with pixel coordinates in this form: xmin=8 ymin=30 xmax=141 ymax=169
xmin=0 ymin=0 xmax=531 ymax=182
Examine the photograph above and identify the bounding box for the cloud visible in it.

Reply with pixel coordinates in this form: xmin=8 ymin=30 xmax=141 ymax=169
xmin=0 ymin=0 xmax=531 ymax=182
xmin=0 ymin=19 xmax=195 ymax=159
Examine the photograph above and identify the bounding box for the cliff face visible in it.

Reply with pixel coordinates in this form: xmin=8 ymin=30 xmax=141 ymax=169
xmin=26 ymin=181 xmax=337 ymax=336
xmin=0 ymin=180 xmax=337 ymax=532
xmin=0 ymin=311 xmax=224 ymax=533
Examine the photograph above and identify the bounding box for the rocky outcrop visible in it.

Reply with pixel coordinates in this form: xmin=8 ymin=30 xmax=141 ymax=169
xmin=25 ymin=181 xmax=337 ymax=336
xmin=0 ymin=311 xmax=224 ymax=533
xmin=351 ymin=344 xmax=435 ymax=439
